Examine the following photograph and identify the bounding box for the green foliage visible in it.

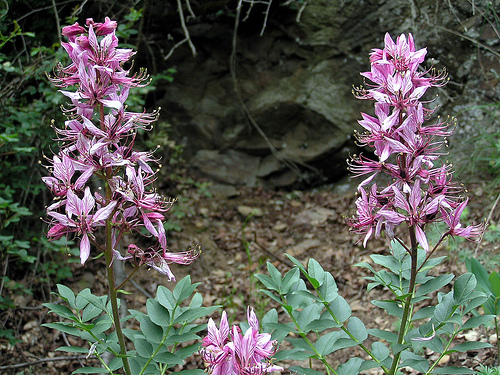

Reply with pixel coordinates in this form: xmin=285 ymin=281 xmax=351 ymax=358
xmin=476 ymin=364 xmax=500 ymax=375
xmin=43 ymin=276 xmax=219 ymax=375
xmin=256 ymin=250 xmax=492 ymax=375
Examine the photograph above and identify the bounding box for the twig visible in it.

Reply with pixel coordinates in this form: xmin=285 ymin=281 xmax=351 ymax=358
xmin=474 ymin=190 xmax=500 ymax=256
xmin=296 ymin=0 xmax=308 ymax=23
xmin=184 ymin=0 xmax=195 ymax=19
xmin=163 ymin=37 xmax=189 ymax=61
xmin=253 ymin=232 xmax=295 ymax=268
xmin=432 ymin=24 xmax=500 ymax=59
xmin=131 ymin=279 xmax=153 ymax=299
xmin=230 ymin=0 xmax=317 ymax=179
xmin=0 ymin=355 xmax=89 ymax=371
xmin=467 ymin=0 xmax=500 ymax=40
xmin=176 ymin=0 xmax=196 ymax=57
xmin=51 ymin=0 xmax=61 ymax=46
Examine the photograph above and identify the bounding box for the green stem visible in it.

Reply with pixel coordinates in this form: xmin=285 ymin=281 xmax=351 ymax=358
xmin=316 ymin=290 xmax=390 ymax=374
xmin=99 ymin=101 xmax=132 ymax=375
xmin=496 ymin=316 xmax=500 ymax=367
xmin=105 ymin=215 xmax=132 ymax=375
xmin=138 ymin=304 xmax=179 ymax=375
xmin=426 ymin=326 xmax=458 ymax=375
xmin=281 ymin=296 xmax=337 ymax=375
xmin=389 ymin=225 xmax=419 ymax=375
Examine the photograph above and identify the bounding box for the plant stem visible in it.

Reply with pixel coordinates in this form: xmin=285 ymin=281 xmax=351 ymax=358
xmin=495 ymin=316 xmax=500 ymax=367
xmin=99 ymin=101 xmax=132 ymax=375
xmin=281 ymin=296 xmax=337 ymax=374
xmin=105 ymin=213 xmax=132 ymax=375
xmin=389 ymin=225 xmax=419 ymax=375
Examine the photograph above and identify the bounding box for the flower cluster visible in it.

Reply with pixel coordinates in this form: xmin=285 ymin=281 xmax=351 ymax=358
xmin=201 ymin=308 xmax=283 ymax=374
xmin=43 ymin=18 xmax=199 ymax=280
xmin=347 ymin=33 xmax=485 ymax=251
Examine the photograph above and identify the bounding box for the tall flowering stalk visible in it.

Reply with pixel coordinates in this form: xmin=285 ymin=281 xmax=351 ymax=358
xmin=43 ymin=18 xmax=200 ymax=374
xmin=347 ymin=33 xmax=485 ymax=373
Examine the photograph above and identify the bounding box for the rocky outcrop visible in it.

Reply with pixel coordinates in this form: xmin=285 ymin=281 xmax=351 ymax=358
xmin=149 ymin=0 xmax=500 ymax=188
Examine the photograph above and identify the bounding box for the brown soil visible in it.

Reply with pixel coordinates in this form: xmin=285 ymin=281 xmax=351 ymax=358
xmin=1 ymin=177 xmax=499 ymax=374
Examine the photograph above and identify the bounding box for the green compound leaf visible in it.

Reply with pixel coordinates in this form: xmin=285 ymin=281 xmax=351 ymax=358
xmin=465 ymin=257 xmax=493 ymax=295
xmin=56 ymin=284 xmax=77 ymax=309
xmin=55 ymin=346 xmax=89 ymax=353
xmin=453 ymin=273 xmax=477 ymax=304
xmin=255 ymin=273 xmax=279 ymax=292
xmin=400 ymin=351 xmax=429 ymax=373
xmin=337 ymin=357 xmax=363 ymax=375
xmin=138 ymin=316 xmax=164 ymax=344
xmin=43 ymin=303 xmax=79 ymax=321
xmin=307 ymin=258 xmax=326 ymax=287
xmin=157 ymin=285 xmax=176 ymax=311
xmin=489 ymin=271 xmax=500 ymax=297
xmin=318 ymin=272 xmax=339 ymax=303
xmin=273 ymin=348 xmax=313 ymax=361
xmin=460 ymin=315 xmax=496 ymax=331
xmin=433 ymin=292 xmax=454 ymax=323
xmin=173 ymin=275 xmax=200 ymax=303
xmin=415 ymin=274 xmax=454 ymax=298
xmin=431 ymin=366 xmax=476 ymax=374
xmin=289 ymin=366 xmax=324 ymax=375
xmin=146 ymin=299 xmax=171 ymax=327
xmin=348 ymin=317 xmax=368 ymax=342
xmin=267 ymin=262 xmax=282 ymax=290
xmin=329 ymin=295 xmax=351 ymax=322
xmin=446 ymin=341 xmax=492 ymax=353
xmin=371 ymin=300 xmax=403 ymax=319
xmin=72 ymin=367 xmax=110 ymax=374
xmin=371 ymin=341 xmax=390 ymax=361
xmin=134 ymin=337 xmax=153 ymax=358
xmin=42 ymin=322 xmax=80 ymax=336
xmin=368 ymin=328 xmax=398 ymax=344
xmin=175 ymin=306 xmax=219 ymax=324
xmin=281 ymin=268 xmax=300 ymax=294
xmin=153 ymin=351 xmax=184 ymax=365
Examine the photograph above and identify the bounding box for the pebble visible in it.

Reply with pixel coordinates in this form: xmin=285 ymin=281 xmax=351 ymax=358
xmin=464 ymin=330 xmax=479 ymax=341
xmin=489 ymin=334 xmax=498 ymax=345
xmin=438 ymin=354 xmax=450 ymax=365
xmin=237 ymin=205 xmax=263 ymax=217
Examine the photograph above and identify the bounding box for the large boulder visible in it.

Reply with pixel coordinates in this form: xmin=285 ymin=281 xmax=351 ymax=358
xmin=151 ymin=0 xmax=500 ymax=187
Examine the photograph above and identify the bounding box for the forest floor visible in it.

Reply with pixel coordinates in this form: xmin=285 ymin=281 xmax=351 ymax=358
xmin=2 ymin=174 xmax=500 ymax=374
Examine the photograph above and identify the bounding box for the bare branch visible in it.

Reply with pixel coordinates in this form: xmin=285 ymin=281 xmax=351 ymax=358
xmin=0 ymin=356 xmax=89 ymax=371
xmin=176 ymin=0 xmax=196 ymax=57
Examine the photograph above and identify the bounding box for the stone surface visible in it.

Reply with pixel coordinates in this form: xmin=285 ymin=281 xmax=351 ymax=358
xmin=293 ymin=206 xmax=337 ymax=227
xmin=150 ymin=0 xmax=500 ymax=188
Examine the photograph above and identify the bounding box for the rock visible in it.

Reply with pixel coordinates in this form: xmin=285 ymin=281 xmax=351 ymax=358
xmin=237 ymin=205 xmax=263 ymax=217
xmin=464 ymin=330 xmax=479 ymax=341
xmin=438 ymin=354 xmax=451 ymax=365
xmin=190 ymin=150 xmax=261 ymax=186
xmin=489 ymin=333 xmax=498 ymax=345
xmin=293 ymin=206 xmax=337 ymax=227
xmin=153 ymin=0 xmax=500 ymax=188
xmin=207 ymin=183 xmax=239 ymax=199
xmin=286 ymin=239 xmax=323 ymax=257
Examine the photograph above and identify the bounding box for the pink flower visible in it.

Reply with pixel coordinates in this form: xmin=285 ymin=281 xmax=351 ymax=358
xmin=47 ymin=187 xmax=116 ymax=264
xmin=347 ymin=32 xmax=485 ymax=251
xmin=441 ymin=199 xmax=486 ymax=241
xmin=125 ymin=244 xmax=201 ymax=282
xmin=201 ymin=308 xmax=282 ymax=374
